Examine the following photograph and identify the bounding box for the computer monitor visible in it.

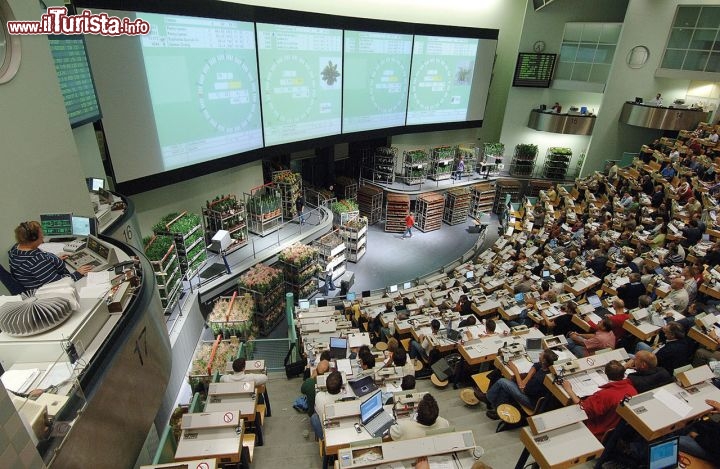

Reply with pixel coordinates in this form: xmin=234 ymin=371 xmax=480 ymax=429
xmin=316 ymin=298 xmax=328 ymax=308
xmin=403 ymin=282 xmax=412 ymax=289
xmin=86 ymin=177 xmax=105 ymax=192
xmin=346 ymin=292 xmax=356 ymax=301
xmin=298 ymin=299 xmax=310 ymax=309
xmin=648 ymin=437 xmax=678 ymax=469
xmin=40 ymin=213 xmax=73 ymax=238
xmin=388 ymin=285 xmax=398 ymax=293
xmin=580 ymin=106 xmax=588 ymax=115
xmin=635 ymin=97 xmax=643 ymax=104
xmin=71 ymin=216 xmax=97 ymax=237
xmin=702 ymin=233 xmax=711 ymax=242
xmin=361 ymin=290 xmax=371 ymax=298
xmin=97 ymin=187 xmax=113 ymax=204
xmin=465 ymin=271 xmax=474 ymax=279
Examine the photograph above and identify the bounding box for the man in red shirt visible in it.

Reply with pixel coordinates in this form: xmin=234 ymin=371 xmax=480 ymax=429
xmin=561 ymin=360 xmax=637 ymax=439
xmin=402 ymin=213 xmax=415 ymax=239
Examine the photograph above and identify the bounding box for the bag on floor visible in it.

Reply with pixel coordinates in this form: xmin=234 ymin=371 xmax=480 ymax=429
xmin=284 ymin=342 xmax=306 ymax=379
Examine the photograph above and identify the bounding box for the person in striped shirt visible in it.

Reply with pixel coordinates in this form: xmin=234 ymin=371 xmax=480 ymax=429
xmin=8 ymin=221 xmax=93 ymax=291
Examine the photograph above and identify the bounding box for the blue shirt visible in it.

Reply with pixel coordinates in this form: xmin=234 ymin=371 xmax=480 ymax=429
xmin=8 ymin=244 xmax=81 ymax=290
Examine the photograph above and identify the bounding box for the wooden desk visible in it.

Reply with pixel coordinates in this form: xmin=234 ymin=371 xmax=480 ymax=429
xmin=564 ymin=275 xmax=601 ymax=297
xmin=175 ymin=420 xmax=244 ymax=464
xmin=459 ymin=329 xmax=544 ymax=366
xmin=617 ymin=381 xmax=720 ymax=441
xmin=688 ymin=326 xmax=719 ymax=351
xmin=519 ymin=422 xmax=603 ymax=469
xmin=699 ymin=283 xmax=720 ymax=300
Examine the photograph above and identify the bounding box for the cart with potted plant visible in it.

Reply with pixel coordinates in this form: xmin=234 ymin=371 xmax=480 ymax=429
xmin=315 ymin=230 xmax=346 ymax=284
xmin=238 ymin=263 xmax=285 ymax=336
xmin=428 ymin=145 xmax=455 ymax=181
xmin=206 ymin=291 xmax=256 ymax=340
xmin=201 ymin=194 xmax=248 ymax=254
xmin=510 ymin=143 xmax=538 ymax=177
xmin=456 ymin=144 xmax=478 ymax=178
xmin=279 ymin=243 xmax=319 ymax=301
xmin=187 ymin=335 xmax=241 ymax=392
xmin=272 ymin=170 xmax=303 ymax=221
xmin=245 ymin=184 xmax=282 ymax=236
xmin=143 ymin=234 xmax=182 ymax=315
xmin=153 ymin=211 xmax=207 ymax=281
xmin=339 ymin=215 xmax=368 ymax=262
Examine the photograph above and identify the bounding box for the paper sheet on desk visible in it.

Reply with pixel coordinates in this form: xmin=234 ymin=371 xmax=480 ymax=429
xmin=79 ymin=285 xmax=111 ymax=298
xmin=39 ymin=242 xmax=66 ymax=256
xmin=567 ymin=371 xmax=608 ymax=398
xmin=653 ymin=388 xmax=693 ymax=417
xmin=427 ymin=455 xmax=454 ymax=469
xmin=86 ymin=271 xmax=112 ymax=286
xmin=1 ymin=369 xmax=40 ymax=394
xmin=511 ymin=357 xmax=534 ymax=374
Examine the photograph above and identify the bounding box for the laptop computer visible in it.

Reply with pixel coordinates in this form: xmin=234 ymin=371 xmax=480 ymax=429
xmin=329 ymin=337 xmax=348 ymax=360
xmin=349 ymin=374 xmax=378 ymax=397
xmin=648 ymin=437 xmax=678 ymax=469
xmin=360 ymin=390 xmax=395 ymax=438
xmin=526 ymin=338 xmax=543 ymax=362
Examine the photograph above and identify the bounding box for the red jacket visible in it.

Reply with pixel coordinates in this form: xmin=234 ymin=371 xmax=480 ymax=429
xmin=581 ymin=379 xmax=637 ymax=439
xmin=588 ymin=314 xmax=629 ymax=340
xmin=405 ymin=215 xmax=414 ymax=228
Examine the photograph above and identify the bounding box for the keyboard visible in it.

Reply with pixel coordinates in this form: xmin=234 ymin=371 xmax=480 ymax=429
xmin=364 ymin=411 xmax=393 ymax=436
xmin=65 ymin=252 xmax=101 ymax=269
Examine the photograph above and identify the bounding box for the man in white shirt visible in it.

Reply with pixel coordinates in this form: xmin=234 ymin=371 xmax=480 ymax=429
xmin=389 ymin=393 xmax=449 ymax=441
xmin=221 ymin=358 xmax=268 ymax=386
xmin=311 ymin=371 xmax=343 ymax=438
xmin=666 ymin=277 xmax=689 ymax=313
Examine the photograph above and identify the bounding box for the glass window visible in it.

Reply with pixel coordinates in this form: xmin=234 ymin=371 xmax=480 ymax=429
xmin=663 ymin=6 xmax=720 ymax=72
xmin=707 ymin=52 xmax=720 ymax=72
xmin=559 ymin=22 xmax=621 ymax=85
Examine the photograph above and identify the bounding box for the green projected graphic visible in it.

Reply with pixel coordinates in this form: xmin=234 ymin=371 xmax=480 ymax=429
xmin=140 ymin=13 xmax=262 ymax=171
xmin=407 ymin=35 xmax=478 ymax=125
xmin=342 ymin=31 xmax=412 ymax=133
xmin=257 ymin=23 xmax=342 ymax=146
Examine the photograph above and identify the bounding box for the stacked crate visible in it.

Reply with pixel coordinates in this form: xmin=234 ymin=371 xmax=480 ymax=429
xmin=153 ymin=211 xmax=207 ymax=281
xmin=415 ymin=192 xmax=444 ymax=232
xmin=385 ymin=193 xmax=410 ymax=233
xmin=443 ymin=188 xmax=471 ymax=225
xmin=357 ymin=184 xmax=383 ymax=225
xmin=144 ymin=235 xmax=182 ymax=315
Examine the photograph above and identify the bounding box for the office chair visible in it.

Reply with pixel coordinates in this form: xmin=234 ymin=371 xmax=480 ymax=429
xmin=0 ymin=263 xmax=24 ymax=295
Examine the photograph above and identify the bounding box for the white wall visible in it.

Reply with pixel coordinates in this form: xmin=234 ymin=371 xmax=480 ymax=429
xmin=130 ymin=160 xmax=263 ymax=239
xmin=499 ymin=0 xmax=629 ymax=178
xmin=73 ymin=125 xmax=106 ymax=184
xmin=584 ymin=0 xmax=720 ymax=174
xmin=0 ymin=0 xmax=93 ymax=270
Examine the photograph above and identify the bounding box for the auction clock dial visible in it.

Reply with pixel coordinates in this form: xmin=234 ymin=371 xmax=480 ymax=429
xmin=369 ymin=57 xmax=408 ymax=113
xmin=264 ymin=54 xmax=316 ymax=124
xmin=197 ymin=54 xmax=258 ymax=133
xmin=410 ymin=58 xmax=451 ymax=111
xmin=0 ymin=0 xmax=21 ymax=84
xmin=533 ymin=40 xmax=546 ymax=53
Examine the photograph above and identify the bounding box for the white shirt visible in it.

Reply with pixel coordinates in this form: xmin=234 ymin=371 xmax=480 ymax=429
xmin=389 ymin=416 xmax=450 ymax=441
xmin=667 ymin=288 xmax=689 ymax=313
xmin=220 ymin=371 xmax=268 ymax=386
xmin=314 ymin=390 xmax=342 ymax=417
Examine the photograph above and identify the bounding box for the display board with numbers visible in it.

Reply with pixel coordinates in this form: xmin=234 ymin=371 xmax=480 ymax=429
xmin=512 ymin=53 xmax=557 ymax=88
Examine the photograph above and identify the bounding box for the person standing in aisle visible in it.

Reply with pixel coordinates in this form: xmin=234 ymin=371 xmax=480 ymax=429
xmin=325 ymin=262 xmax=335 ymax=291
xmin=296 ymin=195 xmax=305 ymax=225
xmin=402 ymin=213 xmax=415 ymax=239
xmin=454 ymin=155 xmax=465 ymax=181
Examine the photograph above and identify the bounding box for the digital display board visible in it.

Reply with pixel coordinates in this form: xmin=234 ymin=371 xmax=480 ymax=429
xmin=512 ymin=53 xmax=557 ymax=88
xmin=48 ymin=35 xmax=102 ymax=127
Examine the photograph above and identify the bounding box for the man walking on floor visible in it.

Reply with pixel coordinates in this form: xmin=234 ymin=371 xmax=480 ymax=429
xmin=402 ymin=213 xmax=414 ymax=239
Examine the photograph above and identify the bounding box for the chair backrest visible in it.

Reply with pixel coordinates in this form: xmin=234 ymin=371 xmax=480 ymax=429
xmin=0 ymin=263 xmax=24 ymax=295
xmin=188 ymin=392 xmax=203 ymax=413
xmin=349 ymin=437 xmax=382 ymax=448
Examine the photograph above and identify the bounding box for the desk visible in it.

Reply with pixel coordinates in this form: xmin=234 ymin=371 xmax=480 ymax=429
xmin=617 ymin=381 xmax=720 ymax=440
xmin=519 ymin=422 xmax=603 ymax=469
xmin=688 ymin=326 xmax=719 ymax=351
xmin=564 ymin=275 xmax=602 ymax=297
xmin=459 ymin=329 xmax=544 ymax=366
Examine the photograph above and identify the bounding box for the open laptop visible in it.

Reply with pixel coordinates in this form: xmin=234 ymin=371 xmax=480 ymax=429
xmin=648 ymin=437 xmax=678 ymax=469
xmin=329 ymin=337 xmax=348 ymax=360
xmin=64 ymin=235 xmax=117 ymax=272
xmin=526 ymin=338 xmax=543 ymax=362
xmin=360 ymin=390 xmax=395 ymax=438
xmin=349 ymin=374 xmax=378 ymax=397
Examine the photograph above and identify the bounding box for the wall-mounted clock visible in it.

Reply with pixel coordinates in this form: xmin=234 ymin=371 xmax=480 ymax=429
xmin=533 ymin=40 xmax=546 ymax=53
xmin=0 ymin=0 xmax=22 ymax=84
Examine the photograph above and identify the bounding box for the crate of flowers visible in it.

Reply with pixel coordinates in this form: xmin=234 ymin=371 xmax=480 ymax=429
xmin=278 ymin=243 xmax=318 ymax=269
xmin=238 ymin=263 xmax=283 ymax=294
xmin=315 ymin=231 xmax=346 ymax=258
xmin=143 ymin=235 xmax=177 ymax=274
xmin=207 ymin=292 xmax=255 ymax=338
xmin=188 ymin=335 xmax=240 ymax=387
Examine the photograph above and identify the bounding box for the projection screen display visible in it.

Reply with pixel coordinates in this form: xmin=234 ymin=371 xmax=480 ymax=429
xmin=139 ymin=13 xmax=263 ymax=172
xmin=257 ymin=23 xmax=343 ymax=146
xmin=407 ymin=35 xmax=480 ymax=125
xmin=342 ymin=31 xmax=413 ymax=133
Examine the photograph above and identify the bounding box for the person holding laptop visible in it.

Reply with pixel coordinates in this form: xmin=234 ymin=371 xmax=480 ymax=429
xmin=389 ymin=393 xmax=449 ymax=440
xmin=8 ymin=221 xmax=93 ymax=291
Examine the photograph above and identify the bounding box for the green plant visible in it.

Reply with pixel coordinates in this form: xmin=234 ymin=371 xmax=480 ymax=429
xmin=516 ymin=143 xmax=538 ymax=160
xmin=483 ymin=142 xmax=505 ymax=157
xmin=549 ymin=147 xmax=572 ymax=155
xmin=331 ymin=199 xmax=358 ymax=214
xmin=144 ymin=235 xmax=174 ymax=261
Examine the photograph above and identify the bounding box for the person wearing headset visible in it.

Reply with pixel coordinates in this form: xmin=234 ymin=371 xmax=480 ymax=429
xmin=8 ymin=221 xmax=94 ymax=291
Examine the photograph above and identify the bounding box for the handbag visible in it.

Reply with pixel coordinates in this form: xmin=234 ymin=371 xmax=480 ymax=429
xmin=284 ymin=342 xmax=306 ymax=379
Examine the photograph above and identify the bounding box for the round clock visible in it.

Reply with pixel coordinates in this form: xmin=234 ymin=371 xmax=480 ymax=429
xmin=533 ymin=41 xmax=546 ymax=53
xmin=0 ymin=0 xmax=21 ymax=84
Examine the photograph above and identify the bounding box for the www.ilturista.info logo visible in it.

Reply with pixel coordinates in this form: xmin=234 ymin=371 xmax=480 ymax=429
xmin=7 ymin=7 xmax=150 ymax=36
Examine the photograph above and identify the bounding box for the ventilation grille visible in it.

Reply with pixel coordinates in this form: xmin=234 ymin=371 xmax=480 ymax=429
xmin=0 ymin=296 xmax=74 ymax=337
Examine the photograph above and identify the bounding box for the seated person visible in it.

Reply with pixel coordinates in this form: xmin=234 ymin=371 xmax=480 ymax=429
xmin=310 ymin=371 xmax=343 ymax=439
xmin=623 ymin=350 xmax=673 ymax=393
xmin=636 ymin=321 xmax=693 ymax=375
xmin=480 ymin=349 xmax=557 ymax=420
xmin=409 ymin=319 xmax=441 ymax=363
xmin=616 ymin=273 xmax=645 ymax=309
xmin=454 ymin=295 xmax=474 ymax=315
xmin=567 ymin=317 xmax=616 ymax=358
xmin=678 ymin=399 xmax=720 ymax=461
xmin=586 ymin=298 xmax=630 ymax=343
xmin=221 ymin=358 xmax=268 ymax=386
xmin=358 ymin=348 xmax=377 ymax=374
xmin=298 ymin=359 xmax=330 ymax=414
xmin=8 ymin=221 xmax=94 ymax=291
xmin=561 ymin=360 xmax=637 ymax=439
xmin=401 ymin=375 xmax=416 ymax=391
xmin=457 ymin=314 xmax=477 ymax=328
xmin=693 ymin=328 xmax=720 ymax=367
xmin=389 ymin=393 xmax=449 ymax=440
xmin=667 ymin=277 xmax=690 ymax=313
xmin=393 ymin=348 xmax=415 ymax=377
